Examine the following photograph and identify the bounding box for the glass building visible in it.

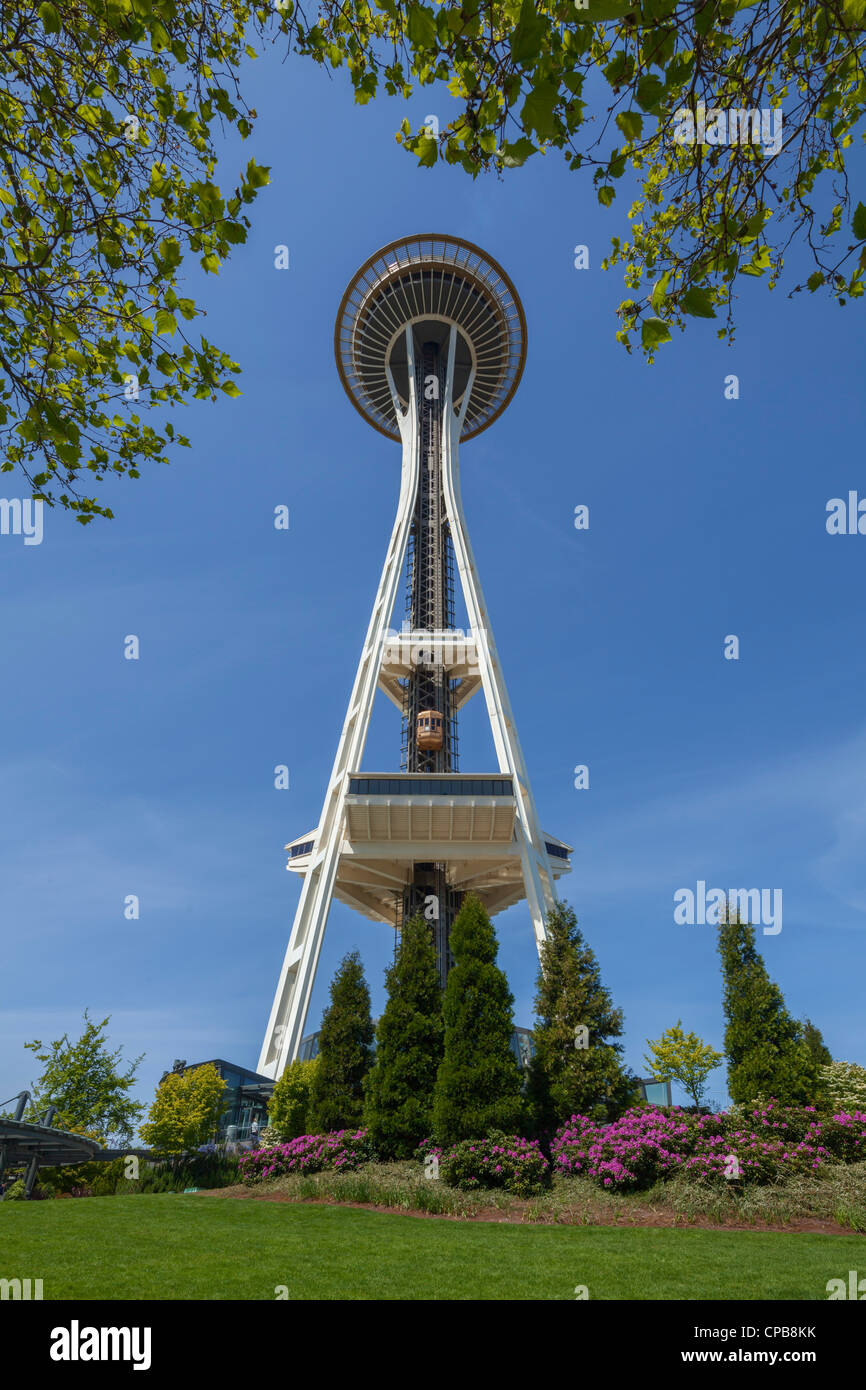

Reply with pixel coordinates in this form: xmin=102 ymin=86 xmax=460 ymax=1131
xmin=181 ymin=1059 xmax=274 ymax=1143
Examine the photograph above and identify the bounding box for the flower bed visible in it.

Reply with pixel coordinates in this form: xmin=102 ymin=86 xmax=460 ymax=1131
xmin=552 ymin=1102 xmax=866 ymax=1191
xmin=238 ymin=1129 xmax=373 ymax=1185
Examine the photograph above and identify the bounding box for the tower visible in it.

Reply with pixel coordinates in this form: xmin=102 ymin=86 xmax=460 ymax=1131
xmin=258 ymin=235 xmax=572 ymax=1078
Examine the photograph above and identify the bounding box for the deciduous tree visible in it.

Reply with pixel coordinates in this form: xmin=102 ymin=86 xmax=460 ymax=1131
xmin=140 ymin=1062 xmax=227 ymax=1153
xmin=643 ymin=1019 xmax=723 ymax=1108
xmin=24 ymin=1008 xmax=143 ymax=1144
xmin=0 ymin=0 xmax=269 ymax=520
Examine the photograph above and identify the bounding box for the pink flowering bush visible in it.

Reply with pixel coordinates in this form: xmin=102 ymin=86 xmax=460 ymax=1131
xmin=238 ymin=1128 xmax=373 ymax=1185
xmin=438 ymin=1131 xmax=549 ymax=1197
xmin=552 ymin=1101 xmax=866 ymax=1190
xmin=817 ymin=1111 xmax=866 ymax=1164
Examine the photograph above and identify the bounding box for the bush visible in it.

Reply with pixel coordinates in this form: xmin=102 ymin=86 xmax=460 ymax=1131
xmin=820 ymin=1061 xmax=866 ymax=1114
xmin=551 ymin=1101 xmax=866 ymax=1191
xmin=2 ymin=1180 xmax=26 ymax=1201
xmin=238 ymin=1129 xmax=374 ymax=1185
xmin=37 ymin=1150 xmax=126 ymax=1196
xmin=552 ymin=1108 xmax=697 ymax=1189
xmin=820 ymin=1112 xmax=866 ymax=1164
xmin=439 ymin=1132 xmax=549 ymax=1198
xmin=124 ymin=1152 xmax=239 ymax=1195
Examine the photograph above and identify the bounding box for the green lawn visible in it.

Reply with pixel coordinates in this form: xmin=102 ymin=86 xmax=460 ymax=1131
xmin=1 ymin=1195 xmax=862 ymax=1299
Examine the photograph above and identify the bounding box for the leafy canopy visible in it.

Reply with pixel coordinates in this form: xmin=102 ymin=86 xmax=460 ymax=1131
xmin=279 ymin=0 xmax=866 ymax=355
xmin=643 ymin=1019 xmax=724 ymax=1108
xmin=11 ymin=1 xmax=863 ymax=520
xmin=140 ymin=1061 xmax=227 ymax=1153
xmin=0 ymin=0 xmax=271 ymax=521
xmin=24 ymin=1008 xmax=144 ymax=1145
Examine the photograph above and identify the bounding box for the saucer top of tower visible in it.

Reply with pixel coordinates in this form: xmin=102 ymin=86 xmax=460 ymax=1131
xmin=335 ymin=234 xmax=527 ymax=442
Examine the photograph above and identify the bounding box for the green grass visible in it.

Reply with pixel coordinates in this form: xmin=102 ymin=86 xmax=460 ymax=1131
xmin=1 ymin=1195 xmax=863 ymax=1299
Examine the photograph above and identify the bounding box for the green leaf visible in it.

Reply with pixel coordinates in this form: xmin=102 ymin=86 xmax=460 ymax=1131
xmin=852 ymin=202 xmax=866 ymax=241
xmin=512 ymin=0 xmax=547 ymax=66
xmin=615 ymin=110 xmax=643 ymax=143
xmin=641 ymin=317 xmax=672 ymax=350
xmin=407 ymin=4 xmax=438 ymax=48
xmin=741 ymin=246 xmax=771 ymax=277
xmin=150 ymin=21 xmax=170 ymax=52
xmin=651 ymin=272 xmax=671 ymax=311
xmin=635 ymin=75 xmax=665 ymax=113
xmin=155 ymin=310 xmax=177 ymax=336
xmin=415 ymin=134 xmax=438 ymax=167
xmin=245 ymin=161 xmax=270 ymax=190
xmin=597 ymin=185 xmax=615 ymax=207
xmin=521 ymin=82 xmax=559 ymax=140
xmin=499 ymin=137 xmax=536 ymax=168
xmin=38 ymin=2 xmax=61 ymax=33
xmin=221 ymin=381 xmax=241 ymax=397
xmin=806 ymin=271 xmax=825 ymax=292
xmin=680 ymin=287 xmax=716 ymax=318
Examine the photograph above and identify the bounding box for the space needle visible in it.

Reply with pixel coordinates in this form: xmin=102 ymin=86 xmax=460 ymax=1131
xmin=259 ymin=235 xmax=572 ymax=1078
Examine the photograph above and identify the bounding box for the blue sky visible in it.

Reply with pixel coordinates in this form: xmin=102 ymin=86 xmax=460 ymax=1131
xmin=1 ymin=43 xmax=864 ymax=1121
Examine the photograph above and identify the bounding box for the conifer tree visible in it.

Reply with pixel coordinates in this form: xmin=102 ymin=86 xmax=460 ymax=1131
xmin=718 ymin=910 xmax=819 ymax=1104
xmin=363 ymin=915 xmax=444 ymax=1157
xmin=307 ymin=951 xmax=374 ymax=1133
xmin=528 ymin=902 xmax=638 ymax=1131
xmin=432 ymin=893 xmax=524 ymax=1144
xmin=802 ymin=1018 xmax=833 ymax=1068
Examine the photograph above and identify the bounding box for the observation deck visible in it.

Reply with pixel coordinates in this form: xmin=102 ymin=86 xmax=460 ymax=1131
xmin=334 ymin=234 xmax=527 ymax=441
xmin=285 ymin=772 xmax=571 ymax=925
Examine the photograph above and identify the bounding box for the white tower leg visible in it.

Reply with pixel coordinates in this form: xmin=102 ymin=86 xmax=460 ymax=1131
xmin=439 ymin=327 xmax=556 ymax=954
xmin=257 ymin=329 xmax=422 ymax=1078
